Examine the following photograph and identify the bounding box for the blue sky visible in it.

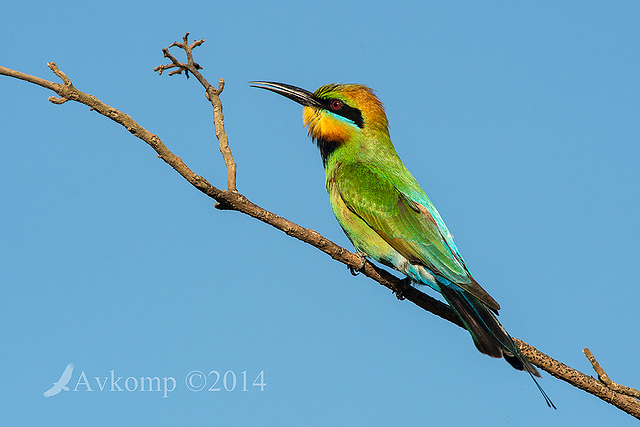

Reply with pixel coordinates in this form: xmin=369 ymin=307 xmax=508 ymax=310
xmin=1 ymin=1 xmax=639 ymax=425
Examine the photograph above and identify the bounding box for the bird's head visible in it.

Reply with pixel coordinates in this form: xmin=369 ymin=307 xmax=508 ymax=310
xmin=250 ymin=81 xmax=389 ymax=163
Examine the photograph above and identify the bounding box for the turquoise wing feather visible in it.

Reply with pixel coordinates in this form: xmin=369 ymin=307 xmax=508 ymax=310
xmin=332 ymin=161 xmax=500 ymax=311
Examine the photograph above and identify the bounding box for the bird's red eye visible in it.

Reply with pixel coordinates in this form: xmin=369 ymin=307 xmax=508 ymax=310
xmin=330 ymin=100 xmax=343 ymax=110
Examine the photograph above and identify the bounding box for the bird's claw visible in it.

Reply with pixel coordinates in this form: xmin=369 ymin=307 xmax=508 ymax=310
xmin=348 ymin=252 xmax=367 ymax=276
xmin=395 ymin=277 xmax=412 ymax=300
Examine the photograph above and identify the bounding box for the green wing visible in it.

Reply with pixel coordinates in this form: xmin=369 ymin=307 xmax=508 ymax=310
xmin=333 ymin=161 xmax=499 ymax=310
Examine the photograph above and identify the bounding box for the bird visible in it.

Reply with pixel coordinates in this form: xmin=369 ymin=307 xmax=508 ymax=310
xmin=250 ymin=81 xmax=554 ymax=408
xmin=43 ymin=362 xmax=74 ymax=397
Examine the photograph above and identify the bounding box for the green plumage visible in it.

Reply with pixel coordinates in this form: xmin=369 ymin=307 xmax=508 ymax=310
xmin=326 ymin=143 xmax=500 ymax=310
xmin=251 ymin=80 xmax=554 ymax=408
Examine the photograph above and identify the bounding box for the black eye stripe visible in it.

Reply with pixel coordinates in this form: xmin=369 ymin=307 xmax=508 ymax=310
xmin=319 ymin=98 xmax=364 ymax=128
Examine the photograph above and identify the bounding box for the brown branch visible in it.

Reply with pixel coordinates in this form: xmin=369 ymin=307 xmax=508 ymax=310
xmin=513 ymin=340 xmax=640 ymax=417
xmin=2 ymin=39 xmax=640 ymax=420
xmin=153 ymin=32 xmax=237 ymax=193
xmin=583 ymin=348 xmax=640 ymax=399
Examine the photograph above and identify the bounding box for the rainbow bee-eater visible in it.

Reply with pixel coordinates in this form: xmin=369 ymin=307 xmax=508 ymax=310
xmin=251 ymin=81 xmax=554 ymax=407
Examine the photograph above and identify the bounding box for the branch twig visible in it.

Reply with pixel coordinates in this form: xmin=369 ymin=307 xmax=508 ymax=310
xmin=154 ymin=32 xmax=237 ymax=193
xmin=2 ymin=37 xmax=640 ymax=420
xmin=584 ymin=348 xmax=640 ymax=399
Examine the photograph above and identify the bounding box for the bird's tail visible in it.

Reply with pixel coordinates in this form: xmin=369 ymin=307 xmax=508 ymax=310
xmin=439 ymin=284 xmax=556 ymax=408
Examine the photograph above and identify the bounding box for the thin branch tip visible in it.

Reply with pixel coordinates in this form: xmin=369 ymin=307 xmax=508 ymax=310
xmin=48 ymin=95 xmax=69 ymax=104
xmin=46 ymin=62 xmax=71 ymax=85
xmin=154 ymin=33 xmax=237 ymax=192
xmin=154 ymin=33 xmax=206 ymax=80
xmin=584 ymin=348 xmax=640 ymax=400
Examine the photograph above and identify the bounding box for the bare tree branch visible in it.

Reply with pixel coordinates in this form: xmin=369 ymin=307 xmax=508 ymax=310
xmin=154 ymin=32 xmax=237 ymax=193
xmin=583 ymin=348 xmax=640 ymax=399
xmin=1 ymin=34 xmax=639 ymax=420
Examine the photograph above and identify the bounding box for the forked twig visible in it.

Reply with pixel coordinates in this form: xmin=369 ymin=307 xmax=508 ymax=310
xmin=584 ymin=348 xmax=640 ymax=400
xmin=46 ymin=62 xmax=73 ymax=104
xmin=154 ymin=32 xmax=237 ymax=193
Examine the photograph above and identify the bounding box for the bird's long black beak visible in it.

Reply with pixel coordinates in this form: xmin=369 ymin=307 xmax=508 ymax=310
xmin=249 ymin=81 xmax=322 ymax=108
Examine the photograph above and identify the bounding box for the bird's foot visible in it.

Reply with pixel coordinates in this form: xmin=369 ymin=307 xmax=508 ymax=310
xmin=348 ymin=252 xmax=367 ymax=276
xmin=395 ymin=277 xmax=412 ymax=300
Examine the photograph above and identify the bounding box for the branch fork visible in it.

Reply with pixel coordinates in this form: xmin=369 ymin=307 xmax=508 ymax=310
xmin=46 ymin=62 xmax=74 ymax=104
xmin=154 ymin=32 xmax=236 ymax=192
xmin=584 ymin=348 xmax=640 ymax=400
